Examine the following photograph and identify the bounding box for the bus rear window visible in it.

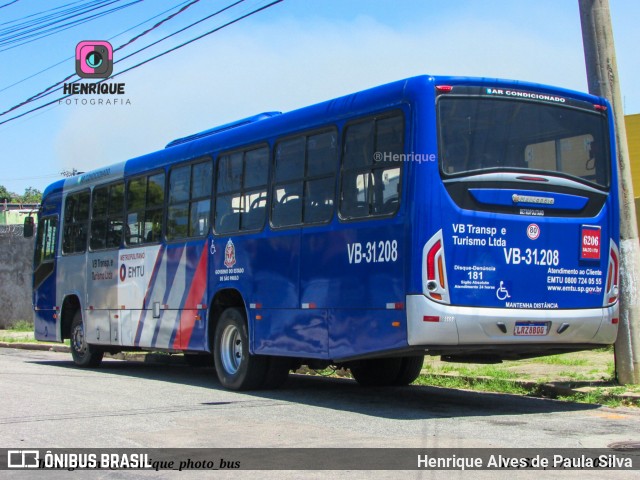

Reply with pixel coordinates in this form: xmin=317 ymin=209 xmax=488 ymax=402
xmin=438 ymin=97 xmax=610 ymax=188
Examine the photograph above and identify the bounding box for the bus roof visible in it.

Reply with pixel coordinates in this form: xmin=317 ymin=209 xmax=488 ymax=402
xmin=46 ymin=74 xmax=608 ymax=198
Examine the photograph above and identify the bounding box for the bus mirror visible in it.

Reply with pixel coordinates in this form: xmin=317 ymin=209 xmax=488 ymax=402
xmin=24 ymin=216 xmax=34 ymax=238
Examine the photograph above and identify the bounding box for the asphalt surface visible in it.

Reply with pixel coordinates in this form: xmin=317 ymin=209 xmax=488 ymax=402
xmin=1 ymin=333 xmax=638 ymax=406
xmin=1 ymin=347 xmax=640 ymax=480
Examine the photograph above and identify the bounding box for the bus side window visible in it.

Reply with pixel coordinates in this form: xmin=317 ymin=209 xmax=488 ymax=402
xmin=34 ymin=215 xmax=58 ymax=289
xmin=215 ymin=147 xmax=268 ymax=234
xmin=90 ymin=186 xmax=109 ymax=250
xmin=271 ymin=129 xmax=337 ymax=228
xmin=62 ymin=190 xmax=90 ymax=254
xmin=126 ymin=173 xmax=165 ymax=246
xmin=339 ymin=112 xmax=404 ymax=219
xmin=304 ymin=130 xmax=337 ymax=224
xmin=89 ymin=182 xmax=124 ymax=250
xmin=241 ymin=147 xmax=268 ymax=230
xmin=272 ymin=137 xmax=304 ymax=227
xmin=35 ymin=216 xmax=58 ymax=266
xmin=167 ymin=159 xmax=212 ymax=240
xmin=107 ymin=183 xmax=124 ymax=248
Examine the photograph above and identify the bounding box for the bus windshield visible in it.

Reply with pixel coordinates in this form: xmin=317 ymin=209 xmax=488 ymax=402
xmin=438 ymin=97 xmax=610 ymax=188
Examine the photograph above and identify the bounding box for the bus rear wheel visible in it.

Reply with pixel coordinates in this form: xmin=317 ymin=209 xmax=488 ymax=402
xmin=213 ymin=307 xmax=268 ymax=390
xmin=394 ymin=356 xmax=424 ymax=385
xmin=351 ymin=356 xmax=423 ymax=386
xmin=70 ymin=311 xmax=103 ymax=367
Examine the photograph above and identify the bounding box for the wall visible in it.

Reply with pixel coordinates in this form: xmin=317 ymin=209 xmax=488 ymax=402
xmin=0 ymin=225 xmax=34 ymax=328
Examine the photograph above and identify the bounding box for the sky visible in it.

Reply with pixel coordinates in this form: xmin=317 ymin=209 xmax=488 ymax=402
xmin=0 ymin=0 xmax=639 ymax=195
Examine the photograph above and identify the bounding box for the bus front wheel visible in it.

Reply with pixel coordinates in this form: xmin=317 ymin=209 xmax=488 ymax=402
xmin=70 ymin=311 xmax=104 ymax=367
xmin=214 ymin=307 xmax=268 ymax=390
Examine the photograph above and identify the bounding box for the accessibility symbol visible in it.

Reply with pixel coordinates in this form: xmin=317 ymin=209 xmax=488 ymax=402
xmin=496 ymin=281 xmax=511 ymax=301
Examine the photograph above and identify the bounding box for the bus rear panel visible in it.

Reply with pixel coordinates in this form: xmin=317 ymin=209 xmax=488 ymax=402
xmin=407 ymin=80 xmax=618 ymax=360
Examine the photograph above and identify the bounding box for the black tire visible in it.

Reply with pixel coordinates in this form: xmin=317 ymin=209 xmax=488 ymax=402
xmin=351 ymin=358 xmax=403 ymax=387
xmin=213 ymin=307 xmax=268 ymax=390
xmin=184 ymin=353 xmax=214 ymax=368
xmin=393 ymin=356 xmax=424 ymax=386
xmin=261 ymin=356 xmax=291 ymax=389
xmin=69 ymin=311 xmax=103 ymax=367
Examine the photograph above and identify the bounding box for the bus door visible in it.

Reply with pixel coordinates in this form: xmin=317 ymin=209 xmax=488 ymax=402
xmin=33 ymin=210 xmax=60 ymax=341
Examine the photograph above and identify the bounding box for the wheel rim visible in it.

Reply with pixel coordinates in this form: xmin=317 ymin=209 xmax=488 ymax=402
xmin=71 ymin=323 xmax=86 ymax=355
xmin=220 ymin=324 xmax=243 ymax=375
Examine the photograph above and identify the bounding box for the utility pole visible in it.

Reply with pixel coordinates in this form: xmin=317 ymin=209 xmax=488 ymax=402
xmin=579 ymin=0 xmax=640 ymax=384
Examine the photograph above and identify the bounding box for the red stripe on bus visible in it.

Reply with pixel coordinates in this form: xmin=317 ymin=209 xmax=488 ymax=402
xmin=172 ymin=247 xmax=208 ymax=349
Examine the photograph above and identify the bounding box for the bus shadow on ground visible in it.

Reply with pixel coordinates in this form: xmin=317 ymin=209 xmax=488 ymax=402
xmin=31 ymin=355 xmax=599 ymax=421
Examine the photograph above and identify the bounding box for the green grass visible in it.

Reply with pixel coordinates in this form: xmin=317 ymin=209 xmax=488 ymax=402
xmin=555 ymin=370 xmax=592 ymax=381
xmin=0 ymin=336 xmax=34 ymax=343
xmin=557 ymin=388 xmax=627 ymax=408
xmin=532 ymin=355 xmax=589 ymax=366
xmin=415 ymin=372 xmax=640 ymax=407
xmin=414 ymin=373 xmax=529 ymax=395
xmin=0 ymin=336 xmax=70 ymax=346
xmin=7 ymin=320 xmax=33 ymax=332
xmin=0 ymin=336 xmax=69 ymax=345
xmin=423 ymin=362 xmax=520 ymax=379
xmin=593 ymin=345 xmax=615 ymax=353
xmin=458 ymin=365 xmax=519 ymax=379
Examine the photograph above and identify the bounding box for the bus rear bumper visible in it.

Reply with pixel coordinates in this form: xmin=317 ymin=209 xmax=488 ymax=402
xmin=406 ymin=295 xmax=618 ymax=347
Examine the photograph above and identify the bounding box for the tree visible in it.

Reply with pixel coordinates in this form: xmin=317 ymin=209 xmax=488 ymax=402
xmin=0 ymin=184 xmax=11 ymax=203
xmin=20 ymin=187 xmax=42 ymax=203
xmin=0 ymin=185 xmax=42 ymax=204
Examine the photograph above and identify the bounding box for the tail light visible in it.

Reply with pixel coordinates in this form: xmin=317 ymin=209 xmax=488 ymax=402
xmin=604 ymin=241 xmax=619 ymax=306
xmin=423 ymin=230 xmax=450 ymax=304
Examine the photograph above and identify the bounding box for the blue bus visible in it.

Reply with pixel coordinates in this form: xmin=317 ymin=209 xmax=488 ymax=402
xmin=28 ymin=75 xmax=620 ymax=390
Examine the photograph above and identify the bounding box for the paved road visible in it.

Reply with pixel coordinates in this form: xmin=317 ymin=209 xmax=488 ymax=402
xmin=1 ymin=347 xmax=639 ymax=479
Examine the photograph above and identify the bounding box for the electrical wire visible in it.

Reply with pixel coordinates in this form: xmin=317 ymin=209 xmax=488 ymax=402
xmin=0 ymin=1 xmax=142 ymax=52
xmin=114 ymin=0 xmax=244 ymax=64
xmin=0 ymin=0 xmax=244 ymax=116
xmin=0 ymin=1 xmax=110 ymax=36
xmin=0 ymin=0 xmax=193 ymax=95
xmin=110 ymin=0 xmax=277 ymax=80
xmin=0 ymin=0 xmax=20 ymax=11
xmin=0 ymin=0 xmax=284 ymax=127
xmin=0 ymin=0 xmax=204 ymax=116
xmin=116 ymin=0 xmax=201 ymax=51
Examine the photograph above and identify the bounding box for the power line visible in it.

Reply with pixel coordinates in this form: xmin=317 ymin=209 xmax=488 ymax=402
xmin=0 ymin=0 xmax=245 ymax=117
xmin=1 ymin=1 xmax=99 ymax=27
xmin=0 ymin=0 xmax=205 ymax=116
xmin=0 ymin=1 xmax=110 ymax=35
xmin=0 ymin=0 xmax=193 ymax=95
xmin=0 ymin=0 xmax=20 ymax=11
xmin=110 ymin=0 xmax=276 ymax=80
xmin=0 ymin=0 xmax=284 ymax=128
xmin=0 ymin=1 xmax=142 ymax=52
xmin=116 ymin=0 xmax=201 ymax=51
xmin=115 ymin=0 xmax=244 ymax=63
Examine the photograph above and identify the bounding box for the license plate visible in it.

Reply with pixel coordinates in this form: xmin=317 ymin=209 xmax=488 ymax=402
xmin=514 ymin=322 xmax=549 ymax=336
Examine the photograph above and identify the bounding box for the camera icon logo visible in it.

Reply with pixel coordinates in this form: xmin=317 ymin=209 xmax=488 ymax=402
xmin=75 ymin=41 xmax=113 ymax=78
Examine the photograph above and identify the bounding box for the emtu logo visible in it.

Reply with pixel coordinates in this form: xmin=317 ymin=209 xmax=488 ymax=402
xmin=75 ymin=41 xmax=113 ymax=78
